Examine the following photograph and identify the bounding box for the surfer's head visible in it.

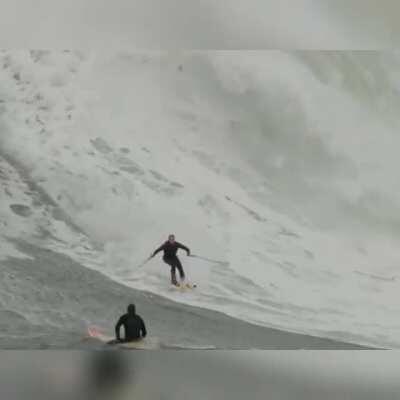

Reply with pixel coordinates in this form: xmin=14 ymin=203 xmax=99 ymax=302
xmin=127 ymin=304 xmax=136 ymax=315
xmin=168 ymin=234 xmax=175 ymax=243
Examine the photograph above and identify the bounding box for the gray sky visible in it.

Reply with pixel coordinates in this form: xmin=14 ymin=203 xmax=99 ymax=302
xmin=1 ymin=0 xmax=400 ymax=49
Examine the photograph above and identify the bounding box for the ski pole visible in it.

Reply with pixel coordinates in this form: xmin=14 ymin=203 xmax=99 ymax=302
xmin=189 ymin=254 xmax=228 ymax=265
xmin=137 ymin=256 xmax=152 ymax=269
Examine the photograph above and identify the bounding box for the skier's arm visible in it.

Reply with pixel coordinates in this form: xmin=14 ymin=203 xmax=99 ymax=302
xmin=115 ymin=316 xmax=124 ymax=341
xmin=177 ymin=242 xmax=190 ymax=255
xmin=151 ymin=243 xmax=165 ymax=257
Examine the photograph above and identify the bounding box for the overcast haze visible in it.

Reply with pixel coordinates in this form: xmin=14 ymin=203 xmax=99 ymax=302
xmin=2 ymin=0 xmax=400 ymax=48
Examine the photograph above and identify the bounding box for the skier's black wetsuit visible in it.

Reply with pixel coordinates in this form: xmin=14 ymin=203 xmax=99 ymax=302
xmin=152 ymin=241 xmax=190 ymax=284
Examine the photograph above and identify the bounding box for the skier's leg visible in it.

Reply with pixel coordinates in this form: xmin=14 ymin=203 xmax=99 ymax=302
xmin=170 ymin=265 xmax=178 ymax=285
xmin=163 ymin=257 xmax=178 ymax=285
xmin=175 ymin=257 xmax=185 ymax=281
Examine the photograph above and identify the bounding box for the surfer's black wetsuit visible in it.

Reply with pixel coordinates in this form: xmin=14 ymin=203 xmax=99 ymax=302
xmin=115 ymin=305 xmax=147 ymax=342
xmin=152 ymin=241 xmax=190 ymax=285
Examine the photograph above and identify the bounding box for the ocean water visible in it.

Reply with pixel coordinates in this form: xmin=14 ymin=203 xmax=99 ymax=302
xmin=1 ymin=50 xmax=400 ymax=347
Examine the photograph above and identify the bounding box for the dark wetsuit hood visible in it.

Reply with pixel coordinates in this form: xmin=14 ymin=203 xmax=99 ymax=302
xmin=127 ymin=304 xmax=136 ymax=315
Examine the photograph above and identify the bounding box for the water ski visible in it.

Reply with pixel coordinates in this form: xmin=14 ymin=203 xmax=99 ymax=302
xmin=174 ymin=282 xmax=197 ymax=290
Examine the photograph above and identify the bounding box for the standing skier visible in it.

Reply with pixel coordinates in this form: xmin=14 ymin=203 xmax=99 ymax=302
xmin=150 ymin=234 xmax=190 ymax=286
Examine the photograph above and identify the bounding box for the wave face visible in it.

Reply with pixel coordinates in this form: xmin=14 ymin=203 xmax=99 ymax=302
xmin=1 ymin=50 xmax=400 ymax=347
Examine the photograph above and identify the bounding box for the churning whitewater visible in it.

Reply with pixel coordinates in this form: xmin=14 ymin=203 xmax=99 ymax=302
xmin=1 ymin=50 xmax=400 ymax=348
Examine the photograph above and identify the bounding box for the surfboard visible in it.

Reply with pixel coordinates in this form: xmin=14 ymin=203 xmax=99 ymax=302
xmin=87 ymin=326 xmax=160 ymax=349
